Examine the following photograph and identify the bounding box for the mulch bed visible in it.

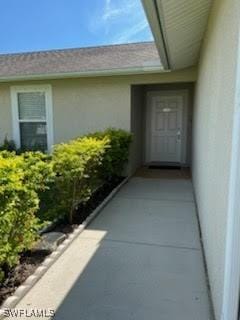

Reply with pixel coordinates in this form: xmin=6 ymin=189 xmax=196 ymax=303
xmin=0 ymin=251 xmax=50 ymax=305
xmin=0 ymin=177 xmax=124 ymax=305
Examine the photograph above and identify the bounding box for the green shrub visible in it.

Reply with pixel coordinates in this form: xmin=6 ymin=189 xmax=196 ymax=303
xmin=0 ymin=151 xmax=54 ymax=278
xmin=39 ymin=129 xmax=132 ymax=223
xmin=88 ymin=128 xmax=132 ymax=180
xmin=0 ymin=128 xmax=132 ymax=279
xmin=42 ymin=136 xmax=110 ymax=223
xmin=0 ymin=136 xmax=16 ymax=152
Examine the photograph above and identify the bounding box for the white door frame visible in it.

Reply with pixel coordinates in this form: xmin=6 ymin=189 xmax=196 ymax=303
xmin=221 ymin=27 xmax=240 ymax=320
xmin=145 ymin=90 xmax=189 ymax=164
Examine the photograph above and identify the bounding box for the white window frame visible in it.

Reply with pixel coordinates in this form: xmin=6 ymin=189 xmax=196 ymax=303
xmin=10 ymin=84 xmax=54 ymax=152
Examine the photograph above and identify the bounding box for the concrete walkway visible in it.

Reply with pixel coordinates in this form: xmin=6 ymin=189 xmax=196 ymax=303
xmin=15 ymin=177 xmax=213 ymax=320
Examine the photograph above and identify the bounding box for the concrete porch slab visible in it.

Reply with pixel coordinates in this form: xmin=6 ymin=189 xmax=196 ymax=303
xmin=81 ymin=197 xmax=201 ymax=249
xmin=116 ymin=178 xmax=194 ymax=202
xmin=135 ymin=167 xmax=191 ymax=180
xmin=12 ymin=176 xmax=213 ymax=320
xmin=52 ymin=238 xmax=210 ymax=320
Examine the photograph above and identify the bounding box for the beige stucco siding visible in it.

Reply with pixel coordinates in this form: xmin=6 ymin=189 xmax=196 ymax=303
xmin=0 ymin=67 xmax=197 ymax=148
xmin=192 ymin=0 xmax=240 ymax=318
xmin=51 ymin=79 xmax=131 ymax=143
xmin=130 ymin=86 xmax=145 ymax=174
xmin=0 ymin=83 xmax=12 ymax=142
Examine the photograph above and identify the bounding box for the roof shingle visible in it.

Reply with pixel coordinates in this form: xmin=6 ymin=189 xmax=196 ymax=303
xmin=0 ymin=42 xmax=162 ymax=79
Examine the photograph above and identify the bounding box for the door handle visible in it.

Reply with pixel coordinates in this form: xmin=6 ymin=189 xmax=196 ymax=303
xmin=177 ymin=129 xmax=181 ymax=140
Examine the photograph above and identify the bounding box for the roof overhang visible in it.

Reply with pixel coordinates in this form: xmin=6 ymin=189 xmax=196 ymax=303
xmin=142 ymin=0 xmax=212 ymax=70
xmin=0 ymin=65 xmax=167 ymax=83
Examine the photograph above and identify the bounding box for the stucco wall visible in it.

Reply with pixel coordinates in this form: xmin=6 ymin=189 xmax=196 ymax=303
xmin=0 ymin=78 xmax=131 ymax=144
xmin=51 ymin=78 xmax=131 ymax=143
xmin=130 ymin=86 xmax=145 ymax=173
xmin=0 ymin=67 xmax=197 ymax=174
xmin=192 ymin=0 xmax=240 ymax=318
xmin=0 ymin=83 xmax=12 ymax=142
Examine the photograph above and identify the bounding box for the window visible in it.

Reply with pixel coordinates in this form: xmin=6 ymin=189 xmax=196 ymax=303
xmin=11 ymin=85 xmax=53 ymax=152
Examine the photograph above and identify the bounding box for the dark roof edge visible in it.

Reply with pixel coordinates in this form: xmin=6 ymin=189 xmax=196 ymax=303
xmin=0 ymin=41 xmax=156 ymax=58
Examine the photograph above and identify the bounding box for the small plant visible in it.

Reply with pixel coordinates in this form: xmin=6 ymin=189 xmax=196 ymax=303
xmin=0 ymin=136 xmax=16 ymax=152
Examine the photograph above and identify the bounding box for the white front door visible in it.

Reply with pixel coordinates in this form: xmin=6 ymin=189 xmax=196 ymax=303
xmin=149 ymin=95 xmax=183 ymax=163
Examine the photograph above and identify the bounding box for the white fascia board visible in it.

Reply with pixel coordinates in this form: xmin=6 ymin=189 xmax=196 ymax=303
xmin=141 ymin=0 xmax=170 ymax=70
xmin=0 ymin=66 xmax=167 ymax=83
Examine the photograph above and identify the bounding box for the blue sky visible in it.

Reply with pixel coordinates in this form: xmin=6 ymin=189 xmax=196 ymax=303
xmin=0 ymin=0 xmax=153 ymax=54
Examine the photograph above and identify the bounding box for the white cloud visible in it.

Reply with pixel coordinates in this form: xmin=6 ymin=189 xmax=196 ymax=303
xmin=113 ymin=20 xmax=149 ymax=43
xmin=102 ymin=0 xmax=137 ymax=21
xmin=88 ymin=0 xmax=152 ymax=43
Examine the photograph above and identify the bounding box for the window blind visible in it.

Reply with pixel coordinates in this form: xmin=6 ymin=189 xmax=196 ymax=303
xmin=18 ymin=92 xmax=46 ymax=120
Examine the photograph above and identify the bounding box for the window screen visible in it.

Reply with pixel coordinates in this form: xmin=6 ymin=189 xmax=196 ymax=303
xmin=20 ymin=123 xmax=47 ymax=152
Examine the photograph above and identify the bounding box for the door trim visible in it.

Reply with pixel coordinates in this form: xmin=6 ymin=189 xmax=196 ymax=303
xmin=145 ymin=90 xmax=189 ymax=165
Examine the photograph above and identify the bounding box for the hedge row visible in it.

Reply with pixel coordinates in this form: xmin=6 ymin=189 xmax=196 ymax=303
xmin=0 ymin=152 xmax=54 ymax=280
xmin=0 ymin=129 xmax=132 ymax=280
